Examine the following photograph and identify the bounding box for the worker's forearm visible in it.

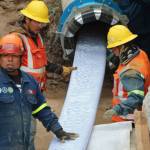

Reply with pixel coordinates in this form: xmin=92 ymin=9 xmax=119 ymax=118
xmin=113 ymin=93 xmax=144 ymax=115
xmin=35 ymin=107 xmax=62 ymax=133
xmin=114 ymin=70 xmax=145 ymax=115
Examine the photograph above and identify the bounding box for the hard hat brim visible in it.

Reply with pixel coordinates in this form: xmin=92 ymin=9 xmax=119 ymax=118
xmin=20 ymin=9 xmax=49 ymax=23
xmin=107 ymin=34 xmax=138 ymax=49
xmin=0 ymin=50 xmax=22 ymax=56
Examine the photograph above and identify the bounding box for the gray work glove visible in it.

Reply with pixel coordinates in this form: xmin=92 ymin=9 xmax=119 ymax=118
xmin=55 ymin=129 xmax=79 ymax=143
xmin=103 ymin=109 xmax=118 ymax=120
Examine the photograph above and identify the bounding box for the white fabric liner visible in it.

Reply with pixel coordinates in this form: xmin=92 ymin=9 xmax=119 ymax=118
xmin=87 ymin=121 xmax=133 ymax=150
xmin=49 ymin=28 xmax=106 ymax=150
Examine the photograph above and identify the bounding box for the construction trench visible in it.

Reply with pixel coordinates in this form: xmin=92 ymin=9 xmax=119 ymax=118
xmin=47 ymin=0 xmax=150 ymax=150
xmin=0 ymin=0 xmax=149 ymax=150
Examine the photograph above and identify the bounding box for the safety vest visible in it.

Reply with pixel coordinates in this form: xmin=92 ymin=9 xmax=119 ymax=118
xmin=112 ymin=50 xmax=150 ymax=122
xmin=19 ymin=33 xmax=47 ymax=90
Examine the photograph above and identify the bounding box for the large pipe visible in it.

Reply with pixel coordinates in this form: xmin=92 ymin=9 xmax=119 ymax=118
xmin=58 ymin=0 xmax=128 ymax=60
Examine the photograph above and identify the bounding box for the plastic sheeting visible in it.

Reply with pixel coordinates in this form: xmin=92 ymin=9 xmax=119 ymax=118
xmin=87 ymin=121 xmax=132 ymax=150
xmin=49 ymin=26 xmax=106 ymax=150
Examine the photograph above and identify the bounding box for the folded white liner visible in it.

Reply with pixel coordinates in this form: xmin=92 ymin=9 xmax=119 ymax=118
xmin=87 ymin=121 xmax=132 ymax=150
xmin=49 ymin=29 xmax=106 ymax=150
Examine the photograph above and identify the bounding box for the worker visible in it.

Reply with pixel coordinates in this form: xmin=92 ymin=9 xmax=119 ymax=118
xmin=113 ymin=0 xmax=150 ymax=58
xmin=13 ymin=0 xmax=77 ymax=146
xmin=10 ymin=0 xmax=77 ymax=147
xmin=0 ymin=33 xmax=78 ymax=149
xmin=11 ymin=0 xmax=76 ymax=92
xmin=103 ymin=25 xmax=150 ymax=122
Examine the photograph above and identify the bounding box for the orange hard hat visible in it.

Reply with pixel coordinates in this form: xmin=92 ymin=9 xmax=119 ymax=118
xmin=0 ymin=34 xmax=23 ymax=55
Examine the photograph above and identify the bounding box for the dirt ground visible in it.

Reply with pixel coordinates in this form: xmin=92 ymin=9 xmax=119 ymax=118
xmin=35 ymin=75 xmax=113 ymax=150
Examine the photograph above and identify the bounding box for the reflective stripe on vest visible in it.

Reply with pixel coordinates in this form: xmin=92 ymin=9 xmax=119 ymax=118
xmin=38 ymin=33 xmax=44 ymax=46
xmin=112 ymin=50 xmax=150 ymax=122
xmin=19 ymin=34 xmax=33 ymax=68
xmin=20 ymin=66 xmax=45 ymax=74
xmin=19 ymin=33 xmax=45 ymax=69
xmin=113 ymin=73 xmax=128 ymax=103
xmin=128 ymin=90 xmax=144 ymax=97
xmin=118 ymin=80 xmax=125 ymax=98
xmin=40 ymin=82 xmax=44 ymax=89
xmin=19 ymin=33 xmax=47 ymax=90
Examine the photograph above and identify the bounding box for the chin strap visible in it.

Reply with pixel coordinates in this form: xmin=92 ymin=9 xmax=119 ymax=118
xmin=119 ymin=45 xmax=140 ymax=64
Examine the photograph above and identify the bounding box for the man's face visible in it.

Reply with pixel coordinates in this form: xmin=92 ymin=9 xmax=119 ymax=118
xmin=111 ymin=46 xmax=121 ymax=56
xmin=0 ymin=54 xmax=21 ymax=72
xmin=27 ymin=19 xmax=46 ymax=34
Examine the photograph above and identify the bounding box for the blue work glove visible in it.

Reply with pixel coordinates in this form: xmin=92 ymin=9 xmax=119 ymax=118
xmin=55 ymin=129 xmax=79 ymax=143
xmin=103 ymin=109 xmax=118 ymax=120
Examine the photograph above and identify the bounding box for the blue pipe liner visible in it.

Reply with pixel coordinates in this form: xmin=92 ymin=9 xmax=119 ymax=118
xmin=58 ymin=0 xmax=122 ymax=32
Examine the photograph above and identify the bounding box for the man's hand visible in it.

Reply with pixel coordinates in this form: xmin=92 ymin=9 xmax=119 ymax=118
xmin=62 ymin=66 xmax=77 ymax=77
xmin=103 ymin=109 xmax=117 ymax=120
xmin=55 ymin=129 xmax=79 ymax=143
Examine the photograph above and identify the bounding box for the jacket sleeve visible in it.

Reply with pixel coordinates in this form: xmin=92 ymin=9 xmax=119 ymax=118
xmin=113 ymin=69 xmax=145 ymax=115
xmin=32 ymin=84 xmax=63 ymax=133
xmin=46 ymin=61 xmax=63 ymax=74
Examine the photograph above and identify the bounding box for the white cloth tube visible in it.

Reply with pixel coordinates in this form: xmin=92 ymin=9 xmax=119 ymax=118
xmin=49 ymin=26 xmax=106 ymax=150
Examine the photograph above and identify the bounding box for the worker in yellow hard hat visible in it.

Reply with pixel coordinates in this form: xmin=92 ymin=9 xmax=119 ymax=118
xmin=16 ymin=0 xmax=76 ymax=92
xmin=8 ymin=0 xmax=77 ymax=149
xmin=20 ymin=0 xmax=50 ymax=23
xmin=103 ymin=25 xmax=150 ymax=122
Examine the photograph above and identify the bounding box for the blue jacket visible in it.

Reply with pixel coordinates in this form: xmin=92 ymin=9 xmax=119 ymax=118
xmin=0 ymin=68 xmax=62 ymax=150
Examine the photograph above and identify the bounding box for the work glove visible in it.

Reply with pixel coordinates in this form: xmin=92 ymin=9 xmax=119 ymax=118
xmin=103 ymin=109 xmax=118 ymax=120
xmin=62 ymin=66 xmax=77 ymax=77
xmin=55 ymin=129 xmax=79 ymax=143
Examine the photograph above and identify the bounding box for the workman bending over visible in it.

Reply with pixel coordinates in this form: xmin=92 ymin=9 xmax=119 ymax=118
xmin=103 ymin=25 xmax=150 ymax=122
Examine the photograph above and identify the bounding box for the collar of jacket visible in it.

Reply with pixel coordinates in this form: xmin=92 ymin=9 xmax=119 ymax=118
xmin=0 ymin=68 xmax=30 ymax=84
xmin=10 ymin=24 xmax=38 ymax=38
xmin=119 ymin=45 xmax=140 ymax=65
xmin=10 ymin=25 xmax=39 ymax=46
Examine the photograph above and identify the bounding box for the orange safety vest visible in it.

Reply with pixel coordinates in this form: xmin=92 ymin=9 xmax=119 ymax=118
xmin=19 ymin=33 xmax=47 ymax=90
xmin=112 ymin=50 xmax=150 ymax=122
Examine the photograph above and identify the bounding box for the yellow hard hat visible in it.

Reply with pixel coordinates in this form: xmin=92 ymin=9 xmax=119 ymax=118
xmin=20 ymin=0 xmax=49 ymax=23
xmin=107 ymin=25 xmax=138 ymax=49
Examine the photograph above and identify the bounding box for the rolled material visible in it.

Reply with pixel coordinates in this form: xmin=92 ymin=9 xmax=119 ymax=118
xmin=49 ymin=25 xmax=106 ymax=150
